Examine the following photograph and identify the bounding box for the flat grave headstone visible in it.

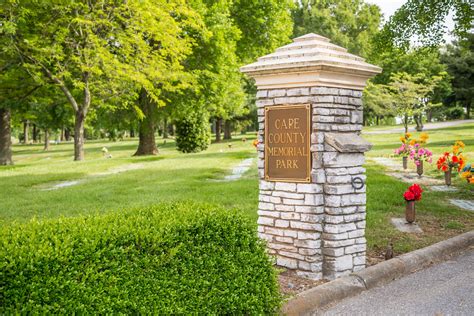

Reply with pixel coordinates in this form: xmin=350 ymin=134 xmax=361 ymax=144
xmin=449 ymin=199 xmax=474 ymax=212
xmin=429 ymin=185 xmax=458 ymax=192
xmin=387 ymin=172 xmax=444 ymax=186
xmin=372 ymin=157 xmax=401 ymax=170
xmin=391 ymin=218 xmax=423 ymax=234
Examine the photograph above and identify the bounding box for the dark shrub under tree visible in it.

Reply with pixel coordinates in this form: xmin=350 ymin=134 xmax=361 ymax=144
xmin=175 ymin=111 xmax=211 ymax=153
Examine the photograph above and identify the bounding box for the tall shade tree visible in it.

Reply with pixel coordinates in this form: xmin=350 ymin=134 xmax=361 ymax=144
xmin=441 ymin=33 xmax=474 ymax=119
xmin=292 ymin=0 xmax=382 ymax=58
xmin=2 ymin=0 xmax=200 ymax=160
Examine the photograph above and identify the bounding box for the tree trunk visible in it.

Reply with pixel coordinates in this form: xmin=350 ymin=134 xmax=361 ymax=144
xmin=466 ymin=102 xmax=471 ymax=119
xmin=376 ymin=116 xmax=380 ymax=125
xmin=215 ymin=118 xmax=222 ymax=142
xmin=130 ymin=128 xmax=135 ymax=138
xmin=404 ymin=114 xmax=409 ymax=134
xmin=167 ymin=123 xmax=174 ymax=136
xmin=0 ymin=108 xmax=13 ymax=165
xmin=224 ymin=120 xmax=232 ymax=140
xmin=43 ymin=129 xmax=49 ymax=151
xmin=414 ymin=115 xmax=423 ymax=131
xmin=426 ymin=109 xmax=433 ymax=122
xmin=134 ymin=88 xmax=158 ymax=156
xmin=60 ymin=127 xmax=65 ymax=142
xmin=32 ymin=124 xmax=38 ymax=143
xmin=163 ymin=117 xmax=169 ymax=139
xmin=74 ymin=111 xmax=86 ymax=161
xmin=23 ymin=120 xmax=29 ymax=144
xmin=65 ymin=128 xmax=71 ymax=141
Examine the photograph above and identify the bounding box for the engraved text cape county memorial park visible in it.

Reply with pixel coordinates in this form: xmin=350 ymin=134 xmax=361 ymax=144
xmin=264 ymin=104 xmax=311 ymax=183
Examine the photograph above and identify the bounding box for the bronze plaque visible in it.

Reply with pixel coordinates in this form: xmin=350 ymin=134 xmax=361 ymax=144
xmin=264 ymin=104 xmax=311 ymax=183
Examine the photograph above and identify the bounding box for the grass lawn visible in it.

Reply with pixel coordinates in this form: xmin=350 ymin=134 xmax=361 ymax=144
xmin=1 ymin=123 xmax=473 ymax=258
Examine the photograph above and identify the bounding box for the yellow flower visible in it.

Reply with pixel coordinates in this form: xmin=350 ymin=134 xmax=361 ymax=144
xmin=455 ymin=140 xmax=465 ymax=149
xmin=409 ymin=139 xmax=416 ymax=146
xmin=400 ymin=136 xmax=406 ymax=143
xmin=452 ymin=145 xmax=459 ymax=154
xmin=405 ymin=133 xmax=411 ymax=138
xmin=461 ymin=171 xmax=470 ymax=179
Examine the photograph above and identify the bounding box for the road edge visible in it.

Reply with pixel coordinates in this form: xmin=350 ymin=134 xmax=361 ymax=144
xmin=282 ymin=230 xmax=474 ymax=315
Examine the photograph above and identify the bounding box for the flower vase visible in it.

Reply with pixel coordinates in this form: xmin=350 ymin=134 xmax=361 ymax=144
xmin=405 ymin=200 xmax=416 ymax=223
xmin=416 ymin=160 xmax=423 ymax=177
xmin=444 ymin=168 xmax=452 ymax=186
xmin=402 ymin=156 xmax=408 ymax=170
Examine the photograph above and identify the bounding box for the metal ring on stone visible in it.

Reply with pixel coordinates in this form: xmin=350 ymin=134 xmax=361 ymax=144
xmin=351 ymin=177 xmax=364 ymax=190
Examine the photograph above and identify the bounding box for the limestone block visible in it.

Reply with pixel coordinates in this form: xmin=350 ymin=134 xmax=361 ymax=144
xmin=345 ymin=244 xmax=366 ymax=254
xmin=295 ymin=205 xmax=324 ymax=214
xmin=300 ymin=214 xmax=324 ymax=223
xmin=325 ymin=215 xmax=345 ymax=224
xmin=283 ymin=198 xmax=306 ymax=206
xmin=348 ymin=97 xmax=362 ymax=106
xmin=275 ymin=204 xmax=295 ymax=212
xmin=348 ymin=229 xmax=365 ymax=239
xmin=311 ymin=169 xmax=326 ymax=183
xmin=268 ymin=89 xmax=286 ymax=97
xmin=280 ymin=251 xmax=305 ymax=260
xmin=351 ymin=110 xmax=363 ymax=124
xmin=287 ymin=87 xmax=309 ymax=96
xmin=298 ymin=231 xmax=320 ymax=240
xmin=265 ymin=227 xmax=286 ymax=236
xmin=276 ymin=257 xmax=298 ymax=269
xmin=257 ymin=217 xmax=274 ymax=226
xmin=272 ymin=191 xmax=304 ymax=199
xmin=330 ymin=255 xmax=353 ymax=271
xmin=325 ymin=133 xmax=372 ymax=153
xmin=322 ymin=232 xmax=349 ymax=240
xmin=322 ymin=247 xmax=345 ymax=257
xmin=299 ymin=248 xmax=320 ymax=256
xmin=356 ymin=237 xmax=366 ymax=244
xmin=258 ymin=202 xmax=275 ymax=210
xmin=275 ymin=236 xmax=294 ymax=244
xmin=340 ymin=194 xmax=366 ymax=206
xmin=257 ymin=210 xmax=280 ymax=218
xmin=313 ymin=95 xmax=334 ymax=103
xmin=290 ymin=221 xmax=322 ymax=231
xmin=275 ymin=219 xmax=290 ymax=228
xmin=344 ymin=213 xmax=366 ymax=222
xmin=356 ymin=221 xmax=366 ymax=229
xmin=324 ymin=239 xmax=355 ymax=248
xmin=304 ymin=194 xmax=324 ymax=206
xmin=326 ymin=175 xmax=352 ymax=184
xmin=325 ymin=206 xmax=358 ymax=215
xmin=297 ymin=183 xmax=323 ymax=194
xmin=294 ymin=239 xmax=321 ymax=248
xmin=256 ymin=99 xmax=273 ymax=108
xmin=275 ymin=182 xmax=297 ymax=191
xmin=284 ymin=230 xmax=298 ymax=238
xmin=274 ymin=96 xmax=311 ymax=104
xmin=324 ymin=184 xmax=357 ymax=195
xmin=323 ymin=152 xmax=365 ymax=167
xmin=353 ymin=255 xmax=366 ymax=266
xmin=256 ymin=90 xmax=268 ymax=98
xmin=259 ymin=180 xmax=275 ymax=190
xmin=333 ymin=96 xmax=349 ymax=104
xmin=281 ymin=212 xmax=300 ymax=220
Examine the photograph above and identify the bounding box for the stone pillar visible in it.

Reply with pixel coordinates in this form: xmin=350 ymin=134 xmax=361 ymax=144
xmin=241 ymin=33 xmax=381 ymax=280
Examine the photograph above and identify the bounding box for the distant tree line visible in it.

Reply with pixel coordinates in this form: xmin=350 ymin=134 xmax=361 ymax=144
xmin=0 ymin=0 xmax=472 ymax=165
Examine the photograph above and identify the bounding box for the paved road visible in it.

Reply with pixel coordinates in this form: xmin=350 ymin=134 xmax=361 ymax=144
xmin=363 ymin=119 xmax=474 ymax=134
xmin=318 ymin=250 xmax=474 ymax=316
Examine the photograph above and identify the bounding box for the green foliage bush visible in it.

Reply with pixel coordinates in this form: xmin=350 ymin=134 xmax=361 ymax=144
xmin=445 ymin=106 xmax=465 ymax=120
xmin=1 ymin=203 xmax=280 ymax=313
xmin=175 ymin=111 xmax=211 ymax=153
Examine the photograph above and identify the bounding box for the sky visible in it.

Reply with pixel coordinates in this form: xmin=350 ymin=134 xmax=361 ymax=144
xmin=365 ymin=0 xmax=455 ymax=43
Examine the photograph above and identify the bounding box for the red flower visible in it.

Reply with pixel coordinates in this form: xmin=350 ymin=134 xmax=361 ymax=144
xmin=442 ymin=165 xmax=448 ymax=172
xmin=409 ymin=184 xmax=423 ymax=201
xmin=444 ymin=152 xmax=450 ymax=157
xmin=404 ymin=191 xmax=415 ymax=201
xmin=452 ymin=156 xmax=459 ymax=163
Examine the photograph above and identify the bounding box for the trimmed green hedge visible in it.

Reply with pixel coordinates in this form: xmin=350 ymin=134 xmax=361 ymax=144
xmin=1 ymin=203 xmax=280 ymax=313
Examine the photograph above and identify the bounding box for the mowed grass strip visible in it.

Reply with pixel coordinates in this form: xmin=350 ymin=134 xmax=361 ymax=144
xmin=1 ymin=124 xmax=473 ymax=255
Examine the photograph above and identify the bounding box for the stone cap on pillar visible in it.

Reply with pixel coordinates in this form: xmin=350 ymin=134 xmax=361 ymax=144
xmin=240 ymin=33 xmax=382 ymax=90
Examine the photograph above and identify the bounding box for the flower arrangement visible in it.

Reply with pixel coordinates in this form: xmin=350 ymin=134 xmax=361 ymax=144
xmin=436 ymin=141 xmax=465 ymax=172
xmin=409 ymin=144 xmax=433 ymax=166
xmin=403 ymin=184 xmax=423 ymax=201
xmin=394 ymin=133 xmax=412 ymax=157
xmin=460 ymin=164 xmax=474 ymax=184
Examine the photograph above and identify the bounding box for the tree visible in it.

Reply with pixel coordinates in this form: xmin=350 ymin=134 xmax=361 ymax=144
xmin=362 ymin=81 xmax=395 ymax=125
xmin=376 ymin=0 xmax=473 ymax=50
xmin=293 ymin=0 xmax=382 ymax=58
xmin=3 ymin=0 xmax=200 ymax=160
xmin=441 ymin=33 xmax=474 ymax=119
xmin=386 ymin=72 xmax=445 ymax=132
